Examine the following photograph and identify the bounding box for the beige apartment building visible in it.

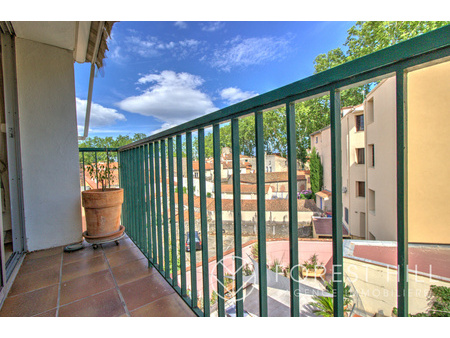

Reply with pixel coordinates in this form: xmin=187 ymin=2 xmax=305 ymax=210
xmin=311 ymin=77 xmax=397 ymax=240
xmin=244 ymin=152 xmax=288 ymax=173
xmin=310 ymin=61 xmax=450 ymax=245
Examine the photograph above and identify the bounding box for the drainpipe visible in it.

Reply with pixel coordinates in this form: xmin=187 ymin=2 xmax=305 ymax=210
xmin=78 ymin=21 xmax=104 ymax=141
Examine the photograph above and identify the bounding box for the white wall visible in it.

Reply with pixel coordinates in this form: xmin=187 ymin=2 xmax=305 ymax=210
xmin=15 ymin=38 xmax=82 ymax=251
xmin=182 ymin=177 xmax=215 ymax=196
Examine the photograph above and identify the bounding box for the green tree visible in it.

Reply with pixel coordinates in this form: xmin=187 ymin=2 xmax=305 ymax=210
xmin=79 ymin=133 xmax=147 ymax=164
xmin=296 ymin=21 xmax=450 ymax=163
xmin=313 ymin=21 xmax=449 ymax=107
xmin=309 ymin=147 xmax=323 ymax=196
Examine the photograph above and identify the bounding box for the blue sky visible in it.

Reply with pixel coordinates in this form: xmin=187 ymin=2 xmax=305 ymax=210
xmin=75 ymin=21 xmax=355 ymax=138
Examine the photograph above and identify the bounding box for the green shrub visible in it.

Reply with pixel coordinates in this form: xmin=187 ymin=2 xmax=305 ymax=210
xmin=394 ymin=285 xmax=450 ymax=317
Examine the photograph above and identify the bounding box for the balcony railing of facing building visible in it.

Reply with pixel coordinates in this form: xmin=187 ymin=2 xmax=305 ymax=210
xmin=116 ymin=25 xmax=450 ymax=317
xmin=79 ymin=148 xmax=120 ymax=191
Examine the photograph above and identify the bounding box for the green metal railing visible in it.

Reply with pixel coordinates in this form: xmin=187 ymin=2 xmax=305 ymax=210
xmin=114 ymin=26 xmax=450 ymax=317
xmin=79 ymin=148 xmax=119 ymax=190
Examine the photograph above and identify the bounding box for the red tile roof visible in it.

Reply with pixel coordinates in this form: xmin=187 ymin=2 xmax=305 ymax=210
xmin=220 ymin=198 xmax=321 ymax=212
xmin=312 ymin=217 xmax=349 ymax=236
xmin=316 ymin=190 xmax=332 ymax=199
xmin=351 ymin=244 xmax=450 ymax=279
xmin=238 ymin=171 xmax=307 ymax=184
xmin=192 ymin=161 xmax=214 ymax=171
xmin=221 ymin=184 xmax=270 ymax=194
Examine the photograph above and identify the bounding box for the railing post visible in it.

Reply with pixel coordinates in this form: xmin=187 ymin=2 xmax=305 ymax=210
xmin=82 ymin=152 xmax=86 ymax=191
xmin=138 ymin=146 xmax=147 ymax=251
xmin=176 ymin=135 xmax=187 ymax=296
xmin=396 ymin=69 xmax=409 ymax=317
xmin=330 ymin=88 xmax=344 ymax=317
xmin=154 ymin=142 xmax=163 ymax=269
xmin=144 ymin=144 xmax=152 ymax=262
xmin=149 ymin=143 xmax=158 ymax=266
xmin=130 ymin=148 xmax=136 ymax=240
xmin=168 ymin=137 xmax=178 ymax=286
xmin=186 ymin=131 xmax=198 ymax=308
xmin=231 ymin=117 xmax=244 ymax=317
xmin=212 ymin=124 xmax=225 ymax=317
xmin=161 ymin=140 xmax=170 ymax=279
xmin=140 ymin=146 xmax=147 ymax=254
xmin=286 ymin=102 xmax=300 ymax=317
xmin=198 ymin=128 xmax=210 ymax=316
xmin=255 ymin=111 xmax=268 ymax=317
xmin=106 ymin=149 xmax=110 ymax=188
xmin=95 ymin=151 xmax=98 ymax=189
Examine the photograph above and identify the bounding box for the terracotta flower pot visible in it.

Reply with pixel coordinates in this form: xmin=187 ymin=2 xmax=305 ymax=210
xmin=82 ymin=188 xmax=124 ymax=238
xmin=300 ymin=267 xmax=325 ymax=278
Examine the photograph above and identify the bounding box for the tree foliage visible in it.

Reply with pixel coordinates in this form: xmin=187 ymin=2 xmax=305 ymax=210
xmin=297 ymin=21 xmax=449 ymax=163
xmin=78 ymin=22 xmax=449 ymax=167
xmin=79 ymin=133 xmax=146 ymax=164
xmin=309 ymin=147 xmax=323 ymax=195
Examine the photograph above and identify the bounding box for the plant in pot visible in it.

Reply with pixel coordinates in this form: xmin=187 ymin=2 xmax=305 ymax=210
xmin=82 ymin=158 xmax=124 ymax=241
xmin=300 ymin=253 xmax=325 ymax=278
xmin=308 ymin=281 xmax=353 ymax=317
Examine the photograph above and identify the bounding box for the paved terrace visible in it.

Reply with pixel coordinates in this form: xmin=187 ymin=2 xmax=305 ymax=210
xmin=0 ymin=235 xmax=195 ymax=317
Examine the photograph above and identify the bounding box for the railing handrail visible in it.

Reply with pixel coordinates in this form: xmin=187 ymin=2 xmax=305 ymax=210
xmin=119 ymin=24 xmax=450 ymax=151
xmin=79 ymin=147 xmax=119 ymax=152
xmin=115 ymin=25 xmax=450 ymax=317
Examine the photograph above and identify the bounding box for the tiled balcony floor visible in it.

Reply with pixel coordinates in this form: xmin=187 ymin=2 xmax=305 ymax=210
xmin=0 ymin=235 xmax=195 ymax=317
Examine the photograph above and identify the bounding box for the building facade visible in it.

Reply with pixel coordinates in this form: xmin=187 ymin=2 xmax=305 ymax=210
xmin=310 ymin=78 xmax=397 ymax=240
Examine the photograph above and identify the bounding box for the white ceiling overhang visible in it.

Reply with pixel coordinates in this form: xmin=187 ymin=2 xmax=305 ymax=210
xmin=9 ymin=21 xmax=92 ymax=63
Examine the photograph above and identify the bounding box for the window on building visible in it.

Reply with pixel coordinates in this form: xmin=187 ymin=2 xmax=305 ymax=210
xmin=368 ymin=144 xmax=375 ymax=167
xmin=356 ymin=181 xmax=365 ymax=197
xmin=345 ymin=207 xmax=349 ymax=224
xmin=356 ymin=114 xmax=365 ymax=131
xmin=356 ymin=148 xmax=365 ymax=164
xmin=369 ymin=189 xmax=375 ymax=213
xmin=316 ymin=136 xmax=318 ymax=144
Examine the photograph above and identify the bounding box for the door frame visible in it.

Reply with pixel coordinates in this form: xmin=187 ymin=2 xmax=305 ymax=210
xmin=0 ymin=31 xmax=26 ymax=286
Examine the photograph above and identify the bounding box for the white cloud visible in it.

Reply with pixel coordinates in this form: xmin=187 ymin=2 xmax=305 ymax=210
xmin=220 ymin=87 xmax=258 ymax=105
xmin=117 ymin=71 xmax=218 ymax=126
xmin=201 ymin=22 xmax=225 ymax=32
xmin=179 ymin=39 xmax=200 ymax=48
xmin=175 ymin=21 xmax=188 ymax=29
xmin=116 ymin=35 xmax=202 ymax=60
xmin=76 ymin=98 xmax=126 ymax=130
xmin=150 ymin=122 xmax=178 ymax=135
xmin=125 ymin=35 xmax=161 ymax=57
xmin=209 ymin=35 xmax=291 ymax=71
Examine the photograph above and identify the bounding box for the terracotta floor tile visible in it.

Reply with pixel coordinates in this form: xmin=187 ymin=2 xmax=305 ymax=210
xmin=34 ymin=308 xmax=57 ymax=317
xmin=18 ymin=253 xmax=61 ymax=276
xmin=60 ymin=269 xmax=115 ymax=305
xmin=58 ymin=289 xmax=125 ymax=317
xmin=119 ymin=273 xmax=175 ymax=311
xmin=62 ymin=244 xmax=103 ymax=265
xmin=61 ymin=255 xmax=108 ymax=282
xmin=101 ymin=237 xmax=136 ymax=254
xmin=0 ymin=284 xmax=58 ymax=317
xmin=111 ymin=258 xmax=155 ymax=286
xmin=131 ymin=293 xmax=195 ymax=317
xmin=9 ymin=266 xmax=60 ymax=297
xmin=106 ymin=246 xmax=146 ymax=268
xmin=25 ymin=246 xmax=63 ymax=261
